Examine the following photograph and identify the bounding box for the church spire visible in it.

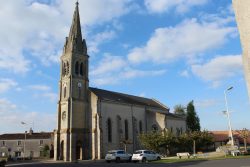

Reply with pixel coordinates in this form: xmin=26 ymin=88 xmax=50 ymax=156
xmin=64 ymin=1 xmax=87 ymax=54
xmin=69 ymin=1 xmax=81 ymax=40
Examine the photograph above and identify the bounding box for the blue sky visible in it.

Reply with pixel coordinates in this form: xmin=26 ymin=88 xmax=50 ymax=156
xmin=0 ymin=0 xmax=249 ymax=133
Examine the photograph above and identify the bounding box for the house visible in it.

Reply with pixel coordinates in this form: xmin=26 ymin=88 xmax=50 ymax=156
xmin=0 ymin=129 xmax=53 ymax=158
xmin=210 ymin=130 xmax=250 ymax=149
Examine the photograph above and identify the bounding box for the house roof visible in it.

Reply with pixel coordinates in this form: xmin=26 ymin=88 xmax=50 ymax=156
xmin=90 ymin=87 xmax=169 ymax=111
xmin=0 ymin=132 xmax=53 ymax=140
xmin=210 ymin=131 xmax=250 ymax=144
xmin=210 ymin=131 xmax=229 ymax=142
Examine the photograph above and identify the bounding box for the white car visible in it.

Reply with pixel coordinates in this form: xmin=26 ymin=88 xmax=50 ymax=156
xmin=105 ymin=150 xmax=132 ymax=163
xmin=132 ymin=150 xmax=161 ymax=162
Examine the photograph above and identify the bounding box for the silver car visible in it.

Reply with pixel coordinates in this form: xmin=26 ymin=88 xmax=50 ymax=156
xmin=132 ymin=150 xmax=161 ymax=162
xmin=105 ymin=150 xmax=132 ymax=163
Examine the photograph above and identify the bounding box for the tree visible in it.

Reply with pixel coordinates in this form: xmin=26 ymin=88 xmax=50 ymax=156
xmin=188 ymin=131 xmax=201 ymax=155
xmin=139 ymin=130 xmax=213 ymax=155
xmin=198 ymin=130 xmax=214 ymax=148
xmin=177 ymin=130 xmax=213 ymax=153
xmin=161 ymin=130 xmax=177 ymax=155
xmin=174 ymin=104 xmax=186 ymax=115
xmin=177 ymin=133 xmax=192 ymax=152
xmin=139 ymin=131 xmax=165 ymax=152
xmin=237 ymin=128 xmax=250 ymax=152
xmin=186 ymin=101 xmax=200 ymax=132
xmin=186 ymin=131 xmax=213 ymax=155
xmin=139 ymin=130 xmax=177 ymax=154
xmin=40 ymin=145 xmax=50 ymax=158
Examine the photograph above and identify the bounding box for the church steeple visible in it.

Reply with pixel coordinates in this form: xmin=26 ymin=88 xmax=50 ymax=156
xmin=55 ymin=1 xmax=90 ymax=162
xmin=64 ymin=1 xmax=87 ymax=54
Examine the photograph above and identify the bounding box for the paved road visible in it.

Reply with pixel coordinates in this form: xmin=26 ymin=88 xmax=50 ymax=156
xmin=5 ymin=158 xmax=250 ymax=167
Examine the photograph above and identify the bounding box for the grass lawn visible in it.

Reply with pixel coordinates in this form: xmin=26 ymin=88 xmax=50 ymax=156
xmin=156 ymin=155 xmax=250 ymax=163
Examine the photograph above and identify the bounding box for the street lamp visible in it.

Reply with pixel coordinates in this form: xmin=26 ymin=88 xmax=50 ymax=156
xmin=21 ymin=122 xmax=27 ymax=160
xmin=224 ymin=86 xmax=234 ymax=146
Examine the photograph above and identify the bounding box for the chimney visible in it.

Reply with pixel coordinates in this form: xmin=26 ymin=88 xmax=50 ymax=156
xmin=29 ymin=128 xmax=33 ymax=135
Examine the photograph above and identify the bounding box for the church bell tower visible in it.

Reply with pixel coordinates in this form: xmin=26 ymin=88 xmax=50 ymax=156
xmin=54 ymin=1 xmax=90 ymax=161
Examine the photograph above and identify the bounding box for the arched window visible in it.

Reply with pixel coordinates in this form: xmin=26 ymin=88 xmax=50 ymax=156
xmin=117 ymin=115 xmax=122 ymax=133
xmin=63 ymin=62 xmax=67 ymax=75
xmin=107 ymin=118 xmax=112 ymax=142
xmin=125 ymin=120 xmax=129 ymax=140
xmin=75 ymin=61 xmax=79 ymax=75
xmin=66 ymin=61 xmax=69 ymax=75
xmin=62 ymin=62 xmax=65 ymax=76
xmin=64 ymin=87 xmax=66 ymax=98
xmin=139 ymin=121 xmax=143 ymax=134
xmin=80 ymin=62 xmax=83 ymax=76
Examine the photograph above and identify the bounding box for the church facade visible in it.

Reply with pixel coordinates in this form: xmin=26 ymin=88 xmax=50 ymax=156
xmin=54 ymin=2 xmax=186 ymax=162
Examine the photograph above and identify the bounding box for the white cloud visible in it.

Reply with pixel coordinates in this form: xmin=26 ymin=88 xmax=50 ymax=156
xmin=0 ymin=78 xmax=18 ymax=93
xmin=0 ymin=1 xmax=63 ymax=71
xmin=194 ymin=99 xmax=220 ymax=109
xmin=144 ymin=0 xmax=208 ymax=14
xmin=191 ymin=55 xmax=243 ymax=87
xmin=28 ymin=84 xmax=57 ymax=102
xmin=128 ymin=18 xmax=236 ymax=64
xmin=138 ymin=92 xmax=146 ymax=97
xmin=121 ymin=68 xmax=166 ymax=79
xmin=0 ymin=98 xmax=55 ymax=133
xmin=0 ymin=98 xmax=16 ymax=113
xmin=29 ymin=84 xmax=51 ymax=91
xmin=0 ymin=53 xmax=30 ymax=74
xmin=36 ymin=70 xmax=55 ymax=80
xmin=90 ymin=54 xmax=126 ymax=76
xmin=180 ymin=70 xmax=190 ymax=78
xmin=0 ymin=0 xmax=135 ymax=73
xmin=42 ymin=92 xmax=58 ymax=102
xmin=88 ymin=30 xmax=116 ymax=54
xmin=57 ymin=0 xmax=135 ymax=26
xmin=90 ymin=54 xmax=166 ymax=86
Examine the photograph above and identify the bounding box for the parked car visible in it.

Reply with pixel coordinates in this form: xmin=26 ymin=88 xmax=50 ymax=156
xmin=105 ymin=150 xmax=132 ymax=163
xmin=132 ymin=150 xmax=161 ymax=162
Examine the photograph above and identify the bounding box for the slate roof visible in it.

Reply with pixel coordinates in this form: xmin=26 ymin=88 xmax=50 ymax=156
xmin=166 ymin=113 xmax=186 ymax=120
xmin=89 ymin=87 xmax=169 ymax=111
xmin=0 ymin=132 xmax=52 ymax=140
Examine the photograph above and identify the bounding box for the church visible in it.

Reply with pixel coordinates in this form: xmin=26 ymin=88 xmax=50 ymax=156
xmin=54 ymin=2 xmax=186 ymax=162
